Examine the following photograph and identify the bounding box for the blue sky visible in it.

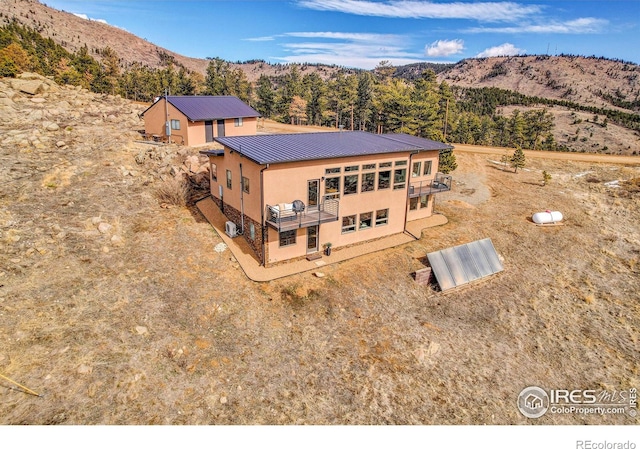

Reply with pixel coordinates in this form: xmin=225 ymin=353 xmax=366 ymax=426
xmin=43 ymin=0 xmax=639 ymax=69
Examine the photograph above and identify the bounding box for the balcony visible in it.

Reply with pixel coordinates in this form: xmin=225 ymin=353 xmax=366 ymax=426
xmin=265 ymin=199 xmax=339 ymax=232
xmin=409 ymin=173 xmax=452 ymax=197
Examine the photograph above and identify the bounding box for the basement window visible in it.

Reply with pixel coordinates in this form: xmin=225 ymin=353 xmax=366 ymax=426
xmin=279 ymin=230 xmax=296 ymax=247
xmin=375 ymin=209 xmax=389 ymax=226
xmin=359 ymin=212 xmax=372 ymax=230
xmin=341 ymin=215 xmax=356 ymax=234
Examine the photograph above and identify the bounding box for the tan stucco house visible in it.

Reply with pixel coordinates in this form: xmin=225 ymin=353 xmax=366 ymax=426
xmin=141 ymin=95 xmax=260 ymax=146
xmin=204 ymin=131 xmax=452 ymax=266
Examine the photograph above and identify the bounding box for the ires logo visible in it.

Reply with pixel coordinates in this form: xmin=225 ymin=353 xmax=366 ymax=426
xmin=518 ymin=386 xmax=636 ymax=418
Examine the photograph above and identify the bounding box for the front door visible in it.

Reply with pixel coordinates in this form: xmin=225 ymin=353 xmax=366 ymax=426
xmin=307 ymin=226 xmax=319 ymax=254
xmin=308 ymin=179 xmax=319 ymax=210
xmin=205 ymin=121 xmax=213 ymax=142
xmin=217 ymin=119 xmax=225 ymax=137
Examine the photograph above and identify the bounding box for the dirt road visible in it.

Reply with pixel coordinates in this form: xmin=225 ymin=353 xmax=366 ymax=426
xmin=453 ymin=144 xmax=640 ymax=166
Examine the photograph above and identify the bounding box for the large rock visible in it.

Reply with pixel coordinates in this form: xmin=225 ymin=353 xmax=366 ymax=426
xmin=10 ymin=78 xmax=46 ymax=95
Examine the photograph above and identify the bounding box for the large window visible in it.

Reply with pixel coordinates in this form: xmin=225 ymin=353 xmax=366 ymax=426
xmin=378 ymin=170 xmax=391 ymax=190
xmin=279 ymin=230 xmax=296 ymax=247
xmin=361 ymin=172 xmax=375 ymax=192
xmin=342 ymin=215 xmax=356 ymax=233
xmin=234 ymin=117 xmax=243 ymax=127
xmin=170 ymin=119 xmax=180 ymax=130
xmin=226 ymin=170 xmax=232 ymax=189
xmin=412 ymin=161 xmax=421 ymax=178
xmin=423 ymin=161 xmax=432 ymax=175
xmin=325 ymin=176 xmax=340 ymax=200
xmin=375 ymin=209 xmax=389 ymax=226
xmin=393 ymin=168 xmax=407 ymax=190
xmin=344 ymin=174 xmax=358 ymax=195
xmin=242 ymin=176 xmax=250 ymax=194
xmin=409 ymin=197 xmax=419 ymax=210
xmin=211 ymin=163 xmax=217 ymax=182
xmin=359 ymin=212 xmax=372 ymax=230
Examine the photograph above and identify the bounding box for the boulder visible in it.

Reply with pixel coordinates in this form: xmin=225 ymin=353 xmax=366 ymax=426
xmin=10 ymin=79 xmax=46 ymax=95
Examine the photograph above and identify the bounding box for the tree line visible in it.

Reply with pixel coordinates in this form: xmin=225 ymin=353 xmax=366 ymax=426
xmin=3 ymin=20 xmax=638 ymax=154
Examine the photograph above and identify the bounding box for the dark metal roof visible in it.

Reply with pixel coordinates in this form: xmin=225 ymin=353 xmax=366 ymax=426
xmin=215 ymin=131 xmax=452 ymax=165
xmin=145 ymin=96 xmax=260 ymax=121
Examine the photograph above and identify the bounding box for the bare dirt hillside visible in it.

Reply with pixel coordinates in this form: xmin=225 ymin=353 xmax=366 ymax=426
xmin=439 ymin=55 xmax=640 ymax=112
xmin=1 ymin=77 xmax=639 ymax=425
xmin=0 ymin=0 xmax=347 ymax=82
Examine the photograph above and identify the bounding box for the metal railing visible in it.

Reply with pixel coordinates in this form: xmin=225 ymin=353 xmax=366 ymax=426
xmin=265 ymin=199 xmax=339 ymax=231
xmin=408 ymin=173 xmax=452 ymax=197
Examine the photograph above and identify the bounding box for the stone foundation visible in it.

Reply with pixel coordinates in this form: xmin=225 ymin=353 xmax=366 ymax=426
xmin=213 ymin=197 xmax=265 ymax=265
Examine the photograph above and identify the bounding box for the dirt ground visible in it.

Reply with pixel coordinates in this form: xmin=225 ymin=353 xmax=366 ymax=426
xmin=1 ymin=115 xmax=639 ymax=424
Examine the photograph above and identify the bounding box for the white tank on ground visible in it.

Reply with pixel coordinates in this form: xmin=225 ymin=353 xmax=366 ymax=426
xmin=532 ymin=210 xmax=563 ymax=224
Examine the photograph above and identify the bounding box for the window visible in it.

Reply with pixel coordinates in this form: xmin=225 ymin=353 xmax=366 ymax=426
xmin=393 ymin=168 xmax=407 ymax=190
xmin=412 ymin=161 xmax=421 ymax=178
xmin=279 ymin=230 xmax=296 ymax=247
xmin=409 ymin=197 xmax=419 ymax=210
xmin=325 ymin=167 xmax=341 ymax=175
xmin=325 ymin=176 xmax=340 ymax=199
xmin=342 ymin=215 xmax=356 ymax=233
xmin=234 ymin=117 xmax=243 ymax=127
xmin=375 ymin=209 xmax=388 ymax=226
xmin=344 ymin=174 xmax=358 ymax=195
xmin=226 ymin=170 xmax=232 ymax=189
xmin=363 ymin=163 xmax=376 ymax=170
xmin=170 ymin=119 xmax=180 ymax=130
xmin=378 ymin=170 xmax=391 ymax=190
xmin=211 ymin=163 xmax=217 ymax=182
xmin=423 ymin=161 xmax=432 ymax=176
xmin=395 ymin=160 xmax=407 ymax=166
xmin=379 ymin=162 xmax=392 ymax=168
xmin=359 ymin=212 xmax=372 ymax=230
xmin=420 ymin=195 xmax=429 ymax=208
xmin=242 ymin=176 xmax=249 ymax=194
xmin=345 ymin=165 xmax=359 ymax=172
xmin=361 ymin=172 xmax=375 ymax=192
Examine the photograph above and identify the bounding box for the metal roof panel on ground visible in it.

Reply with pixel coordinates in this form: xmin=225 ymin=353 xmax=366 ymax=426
xmin=165 ymin=95 xmax=261 ymax=121
xmin=427 ymin=238 xmax=503 ymax=291
xmin=215 ymin=131 xmax=452 ymax=165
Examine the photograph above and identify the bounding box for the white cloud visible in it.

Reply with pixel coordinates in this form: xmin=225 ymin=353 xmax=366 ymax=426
xmin=244 ymin=36 xmax=276 ymax=42
xmin=476 ymin=43 xmax=525 ymax=57
xmin=275 ymin=31 xmax=426 ymax=69
xmin=425 ymin=39 xmax=464 ymax=57
xmin=297 ymin=0 xmax=540 ymax=22
xmin=467 ymin=17 xmax=608 ymax=34
xmin=73 ymin=12 xmax=108 ymax=25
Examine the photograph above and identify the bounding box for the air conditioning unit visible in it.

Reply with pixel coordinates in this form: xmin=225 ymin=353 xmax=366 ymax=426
xmin=225 ymin=221 xmax=238 ymax=238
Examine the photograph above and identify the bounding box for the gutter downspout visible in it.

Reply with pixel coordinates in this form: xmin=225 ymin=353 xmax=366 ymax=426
xmin=259 ymin=163 xmax=270 ymax=266
xmin=403 ymin=150 xmax=420 ymax=238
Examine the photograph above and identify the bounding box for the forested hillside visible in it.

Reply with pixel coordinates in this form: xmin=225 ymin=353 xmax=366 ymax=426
xmin=1 ymin=0 xmax=639 ymax=155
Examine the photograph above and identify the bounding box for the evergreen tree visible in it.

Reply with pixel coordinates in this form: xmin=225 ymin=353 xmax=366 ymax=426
xmin=355 ymin=72 xmax=374 ymax=131
xmin=438 ymin=148 xmax=458 ymax=174
xmin=511 ymin=147 xmax=526 ymax=173
xmin=255 ymin=74 xmax=275 ymax=118
xmin=542 ymin=170 xmax=551 ymax=186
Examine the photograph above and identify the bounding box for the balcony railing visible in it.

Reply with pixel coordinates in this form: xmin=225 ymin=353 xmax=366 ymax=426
xmin=265 ymin=199 xmax=339 ymax=232
xmin=409 ymin=173 xmax=452 ymax=197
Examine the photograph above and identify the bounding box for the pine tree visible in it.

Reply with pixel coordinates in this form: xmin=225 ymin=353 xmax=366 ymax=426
xmin=438 ymin=148 xmax=458 ymax=174
xmin=511 ymin=147 xmax=526 ymax=173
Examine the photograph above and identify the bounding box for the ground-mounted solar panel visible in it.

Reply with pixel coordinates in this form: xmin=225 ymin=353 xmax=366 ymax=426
xmin=427 ymin=238 xmax=503 ymax=291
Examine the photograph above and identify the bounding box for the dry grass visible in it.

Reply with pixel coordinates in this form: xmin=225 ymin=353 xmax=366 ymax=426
xmin=1 ymin=111 xmax=639 ymax=426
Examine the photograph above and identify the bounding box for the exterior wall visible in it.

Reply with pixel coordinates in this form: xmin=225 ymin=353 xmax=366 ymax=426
xmin=209 ymin=146 xmax=443 ymax=265
xmin=142 ymin=98 xmax=189 ymax=144
xmin=144 ymin=98 xmax=258 ymax=147
xmin=406 ymin=152 xmax=440 ymax=221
